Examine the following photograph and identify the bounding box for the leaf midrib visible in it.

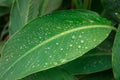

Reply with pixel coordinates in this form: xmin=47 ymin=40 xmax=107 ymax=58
xmin=0 ymin=25 xmax=114 ymax=78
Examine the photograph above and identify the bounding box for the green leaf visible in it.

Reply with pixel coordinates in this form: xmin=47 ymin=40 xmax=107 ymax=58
xmin=78 ymin=69 xmax=114 ymax=80
xmin=21 ymin=68 xmax=77 ymax=80
xmin=112 ymin=25 xmax=120 ymax=80
xmin=101 ymin=0 xmax=120 ymax=22
xmin=0 ymin=0 xmax=13 ymax=7
xmin=39 ymin=0 xmax=63 ymax=16
xmin=0 ymin=10 xmax=114 ymax=80
xmin=61 ymin=49 xmax=112 ymax=75
xmin=0 ymin=41 xmax=5 ymax=55
xmin=10 ymin=0 xmax=63 ymax=35
xmin=9 ymin=0 xmax=42 ymax=35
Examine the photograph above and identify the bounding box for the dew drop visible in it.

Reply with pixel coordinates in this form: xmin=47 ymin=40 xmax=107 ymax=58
xmin=49 ymin=56 xmax=52 ymax=58
xmin=61 ymin=59 xmax=67 ymax=63
xmin=79 ymin=35 xmax=82 ymax=38
xmin=32 ymin=65 xmax=35 ymax=68
xmin=85 ymin=47 xmax=88 ymax=49
xmin=5 ymin=59 xmax=9 ymax=61
xmin=56 ymin=42 xmax=59 ymax=45
xmin=60 ymin=48 xmax=63 ymax=51
xmin=69 ymin=44 xmax=73 ymax=47
xmin=72 ymin=35 xmax=76 ymax=39
xmin=80 ymin=40 xmax=84 ymax=43
xmin=53 ymin=62 xmax=58 ymax=65
xmin=45 ymin=63 xmax=48 ymax=65
xmin=78 ymin=45 xmax=81 ymax=48
xmin=93 ymin=39 xmax=96 ymax=42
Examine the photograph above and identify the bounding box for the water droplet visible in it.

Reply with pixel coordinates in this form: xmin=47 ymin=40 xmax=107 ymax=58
xmin=5 ymin=59 xmax=9 ymax=61
xmin=45 ymin=63 xmax=48 ymax=65
xmin=65 ymin=53 xmax=68 ymax=56
xmin=61 ymin=59 xmax=67 ymax=63
xmin=80 ymin=40 xmax=84 ymax=43
xmin=93 ymin=39 xmax=96 ymax=42
xmin=81 ymin=32 xmax=84 ymax=34
xmin=69 ymin=44 xmax=73 ymax=47
xmin=49 ymin=56 xmax=52 ymax=58
xmin=72 ymin=35 xmax=76 ymax=39
xmin=56 ymin=42 xmax=59 ymax=45
xmin=79 ymin=35 xmax=82 ymax=38
xmin=37 ymin=64 xmax=40 ymax=66
xmin=47 ymin=47 xmax=50 ymax=50
xmin=60 ymin=48 xmax=63 ymax=51
xmin=85 ymin=47 xmax=88 ymax=49
xmin=53 ymin=62 xmax=58 ymax=65
xmin=32 ymin=65 xmax=35 ymax=68
xmin=78 ymin=45 xmax=81 ymax=48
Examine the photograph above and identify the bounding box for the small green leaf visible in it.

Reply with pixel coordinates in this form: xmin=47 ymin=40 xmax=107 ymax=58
xmin=61 ymin=49 xmax=112 ymax=74
xmin=10 ymin=0 xmax=63 ymax=35
xmin=0 ymin=10 xmax=114 ymax=80
xmin=112 ymin=25 xmax=120 ymax=80
xmin=21 ymin=68 xmax=77 ymax=80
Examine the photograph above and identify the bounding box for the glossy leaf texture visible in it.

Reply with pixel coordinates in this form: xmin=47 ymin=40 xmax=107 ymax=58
xmin=21 ymin=68 xmax=77 ymax=80
xmin=0 ymin=10 xmax=114 ymax=80
xmin=61 ymin=49 xmax=112 ymax=75
xmin=112 ymin=25 xmax=120 ymax=80
xmin=10 ymin=0 xmax=63 ymax=35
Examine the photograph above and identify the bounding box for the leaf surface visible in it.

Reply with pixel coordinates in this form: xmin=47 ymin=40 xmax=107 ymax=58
xmin=112 ymin=25 xmax=120 ymax=80
xmin=61 ymin=49 xmax=112 ymax=74
xmin=10 ymin=0 xmax=62 ymax=35
xmin=0 ymin=10 xmax=114 ymax=80
xmin=21 ymin=68 xmax=77 ymax=80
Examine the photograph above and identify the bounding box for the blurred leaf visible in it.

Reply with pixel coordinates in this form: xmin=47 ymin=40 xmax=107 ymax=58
xmin=21 ymin=68 xmax=77 ymax=80
xmin=61 ymin=49 xmax=112 ymax=75
xmin=0 ymin=0 xmax=13 ymax=7
xmin=101 ymin=0 xmax=120 ymax=23
xmin=39 ymin=0 xmax=63 ymax=16
xmin=0 ymin=10 xmax=114 ymax=80
xmin=9 ymin=0 xmax=42 ymax=35
xmin=10 ymin=0 xmax=63 ymax=35
xmin=0 ymin=7 xmax=9 ymax=17
xmin=0 ymin=41 xmax=6 ymax=56
xmin=112 ymin=25 xmax=120 ymax=80
xmin=78 ymin=69 xmax=114 ymax=80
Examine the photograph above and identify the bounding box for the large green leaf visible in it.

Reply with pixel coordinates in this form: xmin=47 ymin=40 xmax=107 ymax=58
xmin=10 ymin=0 xmax=63 ymax=35
xmin=61 ymin=49 xmax=112 ymax=74
xmin=21 ymin=68 xmax=77 ymax=80
xmin=112 ymin=25 xmax=120 ymax=80
xmin=0 ymin=10 xmax=115 ymax=80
